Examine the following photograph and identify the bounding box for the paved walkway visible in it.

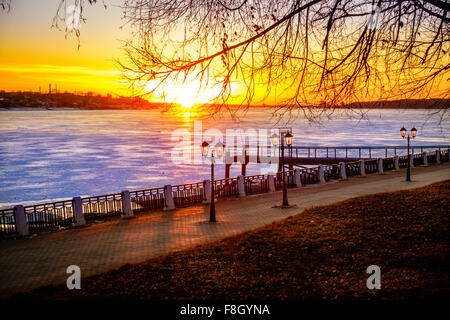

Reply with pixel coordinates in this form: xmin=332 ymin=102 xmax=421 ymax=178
xmin=0 ymin=163 xmax=449 ymax=298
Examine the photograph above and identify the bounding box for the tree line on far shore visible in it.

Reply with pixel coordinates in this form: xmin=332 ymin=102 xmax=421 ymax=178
xmin=0 ymin=90 xmax=448 ymax=110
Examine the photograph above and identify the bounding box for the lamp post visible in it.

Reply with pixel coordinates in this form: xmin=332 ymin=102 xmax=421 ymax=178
xmin=202 ymin=140 xmax=225 ymax=222
xmin=271 ymin=131 xmax=293 ymax=207
xmin=400 ymin=126 xmax=417 ymax=182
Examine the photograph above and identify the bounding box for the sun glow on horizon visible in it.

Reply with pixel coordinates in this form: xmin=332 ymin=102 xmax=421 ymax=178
xmin=144 ymin=75 xmax=237 ymax=111
xmin=173 ymin=83 xmax=199 ymax=109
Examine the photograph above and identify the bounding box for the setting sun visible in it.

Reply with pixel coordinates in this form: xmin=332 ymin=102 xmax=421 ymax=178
xmin=170 ymin=83 xmax=198 ymax=109
xmin=145 ymin=75 xmax=236 ymax=110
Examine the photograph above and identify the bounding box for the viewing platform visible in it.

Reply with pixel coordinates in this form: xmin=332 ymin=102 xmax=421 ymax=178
xmin=223 ymin=144 xmax=450 ymax=176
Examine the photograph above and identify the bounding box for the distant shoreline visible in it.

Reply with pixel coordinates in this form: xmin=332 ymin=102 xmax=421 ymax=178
xmin=0 ymin=91 xmax=448 ymax=110
xmin=0 ymin=105 xmax=447 ymax=110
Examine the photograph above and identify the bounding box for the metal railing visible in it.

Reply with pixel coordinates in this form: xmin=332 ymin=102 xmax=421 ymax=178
xmin=324 ymin=164 xmax=340 ymax=181
xmin=172 ymin=182 xmax=204 ymax=208
xmin=275 ymin=170 xmax=297 ymax=189
xmin=346 ymin=161 xmax=361 ymax=177
xmin=413 ymin=153 xmax=424 ymax=166
xmin=299 ymin=167 xmax=320 ymax=185
xmin=214 ymin=177 xmax=239 ymax=198
xmin=364 ymin=159 xmax=379 ymax=174
xmin=382 ymin=157 xmax=396 ymax=171
xmin=0 ymin=208 xmax=15 ymax=236
xmin=398 ymin=155 xmax=409 ymax=168
xmin=428 ymin=152 xmax=437 ymax=163
xmin=289 ymin=145 xmax=450 ymax=160
xmin=130 ymin=187 xmax=165 ymax=212
xmin=24 ymin=200 xmax=74 ymax=231
xmin=82 ymin=193 xmax=123 ymax=220
xmin=245 ymin=174 xmax=270 ymax=195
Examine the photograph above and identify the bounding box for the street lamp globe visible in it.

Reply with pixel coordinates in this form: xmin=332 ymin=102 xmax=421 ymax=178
xmin=271 ymin=133 xmax=279 ymax=146
xmin=201 ymin=141 xmax=209 ymax=157
xmin=400 ymin=127 xmax=407 ymax=138
xmin=215 ymin=141 xmax=225 ymax=157
xmin=284 ymin=132 xmax=293 ymax=146
xmin=411 ymin=127 xmax=417 ymax=139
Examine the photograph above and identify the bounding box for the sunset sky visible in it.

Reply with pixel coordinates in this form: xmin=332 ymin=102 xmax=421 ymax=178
xmin=0 ymin=0 xmax=244 ymax=106
xmin=0 ymin=0 xmax=128 ymax=95
xmin=1 ymin=0 xmax=448 ymax=106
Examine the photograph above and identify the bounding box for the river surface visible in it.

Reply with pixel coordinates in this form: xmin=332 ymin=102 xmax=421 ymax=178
xmin=0 ymin=108 xmax=448 ymax=208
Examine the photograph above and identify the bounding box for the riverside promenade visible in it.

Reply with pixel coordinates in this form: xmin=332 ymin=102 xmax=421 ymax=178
xmin=1 ymin=163 xmax=449 ymax=298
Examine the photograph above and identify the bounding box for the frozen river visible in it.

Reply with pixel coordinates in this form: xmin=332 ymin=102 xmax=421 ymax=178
xmin=0 ymin=108 xmax=448 ymax=208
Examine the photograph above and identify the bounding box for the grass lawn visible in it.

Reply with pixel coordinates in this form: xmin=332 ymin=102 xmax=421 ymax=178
xmin=13 ymin=180 xmax=450 ymax=300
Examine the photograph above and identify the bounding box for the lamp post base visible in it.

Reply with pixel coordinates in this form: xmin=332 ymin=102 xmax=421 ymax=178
xmin=406 ymin=168 xmax=411 ymax=182
xmin=197 ymin=220 xmax=220 ymax=225
xmin=203 ymin=203 xmax=218 ymax=222
xmin=272 ymin=204 xmax=297 ymax=209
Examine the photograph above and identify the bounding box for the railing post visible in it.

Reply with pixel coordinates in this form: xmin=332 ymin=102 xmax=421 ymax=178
xmin=72 ymin=196 xmax=85 ymax=226
xmin=237 ymin=175 xmax=246 ymax=197
xmin=339 ymin=162 xmax=347 ymax=180
xmin=410 ymin=153 xmax=414 ymax=168
xmin=423 ymin=152 xmax=428 ymax=166
xmin=318 ymin=164 xmax=326 ymax=184
xmin=203 ymin=179 xmax=211 ymax=203
xmin=163 ymin=185 xmax=175 ymax=210
xmin=394 ymin=155 xmax=400 ymax=171
xmin=14 ymin=205 xmax=28 ymax=236
xmin=436 ymin=149 xmax=441 ymax=164
xmin=121 ymin=190 xmax=134 ymax=218
xmin=294 ymin=169 xmax=302 ymax=187
xmin=359 ymin=159 xmax=366 ymax=177
xmin=268 ymin=175 xmax=276 ymax=192
xmin=378 ymin=158 xmax=384 ymax=174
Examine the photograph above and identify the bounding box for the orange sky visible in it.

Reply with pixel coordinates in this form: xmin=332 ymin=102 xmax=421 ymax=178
xmin=0 ymin=1 xmax=246 ymax=106
xmin=0 ymin=0 xmax=129 ymax=95
xmin=1 ymin=1 xmax=448 ymax=106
